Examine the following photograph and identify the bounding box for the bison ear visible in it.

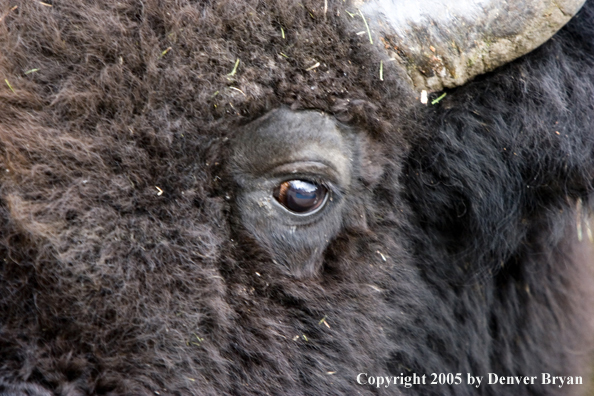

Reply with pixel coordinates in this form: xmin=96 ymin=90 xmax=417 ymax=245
xmin=230 ymin=109 xmax=364 ymax=278
xmin=355 ymin=0 xmax=585 ymax=91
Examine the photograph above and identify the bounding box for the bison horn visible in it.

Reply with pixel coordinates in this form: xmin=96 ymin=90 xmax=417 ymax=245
xmin=355 ymin=0 xmax=586 ymax=92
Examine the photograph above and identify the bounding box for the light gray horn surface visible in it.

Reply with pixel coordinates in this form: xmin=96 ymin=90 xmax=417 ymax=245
xmin=354 ymin=0 xmax=585 ymax=92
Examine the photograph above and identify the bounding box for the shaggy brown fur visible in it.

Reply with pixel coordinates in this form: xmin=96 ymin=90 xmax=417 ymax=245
xmin=0 ymin=0 xmax=593 ymax=395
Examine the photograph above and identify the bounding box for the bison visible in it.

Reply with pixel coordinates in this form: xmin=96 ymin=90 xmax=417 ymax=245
xmin=0 ymin=0 xmax=593 ymax=395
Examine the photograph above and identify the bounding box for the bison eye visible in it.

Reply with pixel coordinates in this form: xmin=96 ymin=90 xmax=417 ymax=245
xmin=273 ymin=180 xmax=328 ymax=214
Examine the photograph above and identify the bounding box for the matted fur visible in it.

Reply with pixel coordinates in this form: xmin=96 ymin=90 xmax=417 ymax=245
xmin=0 ymin=0 xmax=593 ymax=395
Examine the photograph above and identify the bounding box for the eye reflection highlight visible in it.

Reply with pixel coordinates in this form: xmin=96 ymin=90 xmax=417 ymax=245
xmin=273 ymin=180 xmax=327 ymax=214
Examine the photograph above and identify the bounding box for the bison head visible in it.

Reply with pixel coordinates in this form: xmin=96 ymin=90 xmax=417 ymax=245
xmin=0 ymin=0 xmax=593 ymax=395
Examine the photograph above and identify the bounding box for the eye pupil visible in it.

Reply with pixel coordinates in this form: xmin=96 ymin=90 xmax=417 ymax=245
xmin=273 ymin=180 xmax=327 ymax=214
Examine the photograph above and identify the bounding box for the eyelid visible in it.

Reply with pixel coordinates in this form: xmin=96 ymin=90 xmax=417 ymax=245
xmin=269 ymin=161 xmax=341 ymax=184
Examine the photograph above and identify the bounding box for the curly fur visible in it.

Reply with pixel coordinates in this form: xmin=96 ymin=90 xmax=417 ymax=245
xmin=0 ymin=0 xmax=593 ymax=395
